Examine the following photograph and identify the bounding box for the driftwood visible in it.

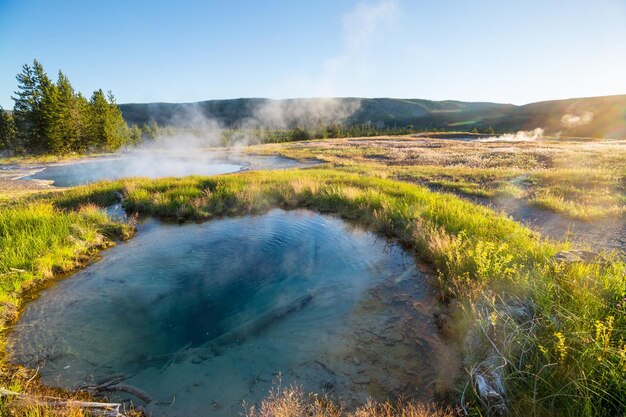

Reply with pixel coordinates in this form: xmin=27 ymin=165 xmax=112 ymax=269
xmin=0 ymin=387 xmax=125 ymax=417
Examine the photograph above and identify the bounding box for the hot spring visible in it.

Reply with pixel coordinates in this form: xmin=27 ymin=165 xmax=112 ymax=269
xmin=22 ymin=151 xmax=310 ymax=187
xmin=8 ymin=209 xmax=458 ymax=417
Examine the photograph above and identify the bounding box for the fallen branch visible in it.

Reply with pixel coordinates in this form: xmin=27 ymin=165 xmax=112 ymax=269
xmin=96 ymin=383 xmax=152 ymax=404
xmin=0 ymin=387 xmax=125 ymax=417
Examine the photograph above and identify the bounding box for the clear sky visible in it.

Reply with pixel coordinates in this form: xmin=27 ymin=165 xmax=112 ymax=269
xmin=1 ymin=0 xmax=625 ymax=108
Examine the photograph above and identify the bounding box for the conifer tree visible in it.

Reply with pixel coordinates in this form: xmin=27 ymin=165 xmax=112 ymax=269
xmin=75 ymin=92 xmax=90 ymax=152
xmin=105 ymin=91 xmax=130 ymax=150
xmin=11 ymin=62 xmax=38 ymax=151
xmin=86 ymin=89 xmax=110 ymax=150
xmin=12 ymin=60 xmax=55 ymax=152
xmin=0 ymin=107 xmax=17 ymax=152
xmin=54 ymin=72 xmax=82 ymax=153
xmin=10 ymin=59 xmax=132 ymax=154
xmin=129 ymin=124 xmax=142 ymax=145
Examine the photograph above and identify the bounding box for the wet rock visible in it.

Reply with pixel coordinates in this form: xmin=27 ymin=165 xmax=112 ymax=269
xmin=211 ymin=400 xmax=222 ymax=411
xmin=473 ymin=368 xmax=506 ymax=416
xmin=352 ymin=356 xmax=361 ymax=366
xmin=113 ymin=191 xmax=125 ymax=202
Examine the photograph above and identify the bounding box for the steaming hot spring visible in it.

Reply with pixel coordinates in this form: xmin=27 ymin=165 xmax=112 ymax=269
xmin=21 ymin=150 xmax=309 ymax=187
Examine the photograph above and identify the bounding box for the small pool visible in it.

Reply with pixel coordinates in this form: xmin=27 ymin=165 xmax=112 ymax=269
xmin=9 ymin=209 xmax=457 ymax=416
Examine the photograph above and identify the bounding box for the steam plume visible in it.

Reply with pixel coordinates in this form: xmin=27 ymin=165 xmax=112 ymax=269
xmin=561 ymin=111 xmax=594 ymax=128
xmin=478 ymin=128 xmax=545 ymax=142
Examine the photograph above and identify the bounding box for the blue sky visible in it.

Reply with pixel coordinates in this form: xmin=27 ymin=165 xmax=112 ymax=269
xmin=1 ymin=0 xmax=625 ymax=108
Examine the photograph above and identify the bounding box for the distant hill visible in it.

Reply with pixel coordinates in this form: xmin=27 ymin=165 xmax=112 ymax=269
xmin=119 ymin=95 xmax=626 ymax=139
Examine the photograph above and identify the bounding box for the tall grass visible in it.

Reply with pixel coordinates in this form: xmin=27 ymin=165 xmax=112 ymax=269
xmin=0 ymin=202 xmax=132 ymax=323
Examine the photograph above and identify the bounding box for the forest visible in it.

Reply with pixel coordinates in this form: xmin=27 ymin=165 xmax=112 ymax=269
xmin=0 ymin=60 xmax=141 ymax=155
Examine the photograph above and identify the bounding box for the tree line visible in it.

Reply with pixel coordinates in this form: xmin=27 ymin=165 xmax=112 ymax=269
xmin=0 ymin=60 xmax=142 ymax=155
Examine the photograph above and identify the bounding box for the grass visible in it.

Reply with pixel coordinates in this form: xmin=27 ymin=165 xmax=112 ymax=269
xmin=244 ymin=381 xmax=455 ymax=417
xmin=0 ymin=152 xmax=115 ymax=165
xmin=0 ymin=202 xmax=133 ymax=321
xmin=248 ymin=137 xmax=626 ymax=220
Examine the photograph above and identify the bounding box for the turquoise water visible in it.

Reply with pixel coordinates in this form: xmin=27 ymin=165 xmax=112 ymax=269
xmin=9 ymin=209 xmax=456 ymax=416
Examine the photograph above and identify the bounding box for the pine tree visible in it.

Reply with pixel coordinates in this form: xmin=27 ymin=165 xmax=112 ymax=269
xmin=106 ymin=91 xmax=130 ymax=150
xmin=0 ymin=106 xmax=17 ymax=152
xmin=12 ymin=60 xmax=54 ymax=153
xmin=75 ymin=92 xmax=90 ymax=152
xmin=11 ymin=62 xmax=37 ymax=151
xmin=41 ymin=78 xmax=61 ymax=153
xmin=86 ymin=89 xmax=110 ymax=150
xmin=54 ymin=71 xmax=82 ymax=153
xmin=129 ymin=124 xmax=142 ymax=145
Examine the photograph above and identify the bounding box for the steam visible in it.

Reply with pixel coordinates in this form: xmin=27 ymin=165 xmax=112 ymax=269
xmin=478 ymin=128 xmax=545 ymax=142
xmin=141 ymin=104 xmax=224 ymax=150
xmin=561 ymin=111 xmax=594 ymax=128
xmin=245 ymin=98 xmax=361 ymax=130
xmin=123 ymin=0 xmax=399 ymax=150
xmin=320 ymin=0 xmax=399 ymax=95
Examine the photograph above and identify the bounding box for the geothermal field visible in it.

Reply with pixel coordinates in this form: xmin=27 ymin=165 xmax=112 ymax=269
xmin=1 ymin=2 xmax=625 ymax=417
xmin=2 ymin=130 xmax=625 ymax=417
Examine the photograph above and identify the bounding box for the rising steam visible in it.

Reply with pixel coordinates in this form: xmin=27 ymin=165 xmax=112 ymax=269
xmin=247 ymin=98 xmax=361 ymax=130
xmin=478 ymin=128 xmax=545 ymax=142
xmin=561 ymin=111 xmax=594 ymax=128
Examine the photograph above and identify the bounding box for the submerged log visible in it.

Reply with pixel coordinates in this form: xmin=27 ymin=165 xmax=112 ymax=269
xmin=152 ymin=292 xmax=315 ymax=369
xmin=212 ymin=292 xmax=314 ymax=349
xmin=0 ymin=387 xmax=124 ymax=417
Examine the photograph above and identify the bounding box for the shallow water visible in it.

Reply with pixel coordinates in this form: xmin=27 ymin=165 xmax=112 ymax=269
xmin=22 ymin=151 xmax=308 ymax=186
xmin=9 ymin=209 xmax=457 ymax=416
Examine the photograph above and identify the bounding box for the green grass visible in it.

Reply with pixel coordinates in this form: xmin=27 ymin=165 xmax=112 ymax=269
xmin=1 ymin=168 xmax=625 ymax=416
xmin=0 ymin=202 xmax=133 ymax=323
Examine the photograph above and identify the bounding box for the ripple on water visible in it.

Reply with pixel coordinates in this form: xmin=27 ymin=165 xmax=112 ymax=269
xmin=9 ymin=209 xmax=459 ymax=417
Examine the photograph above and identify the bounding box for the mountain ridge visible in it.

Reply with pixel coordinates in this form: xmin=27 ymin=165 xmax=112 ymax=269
xmin=119 ymin=94 xmax=626 ymax=139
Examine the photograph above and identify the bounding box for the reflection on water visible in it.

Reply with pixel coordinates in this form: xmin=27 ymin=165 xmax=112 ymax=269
xmin=9 ymin=209 xmax=458 ymax=417
xmin=22 ymin=151 xmax=310 ymax=187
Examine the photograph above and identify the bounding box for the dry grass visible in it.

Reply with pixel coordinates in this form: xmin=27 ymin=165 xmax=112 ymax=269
xmin=245 ymin=383 xmax=455 ymax=417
